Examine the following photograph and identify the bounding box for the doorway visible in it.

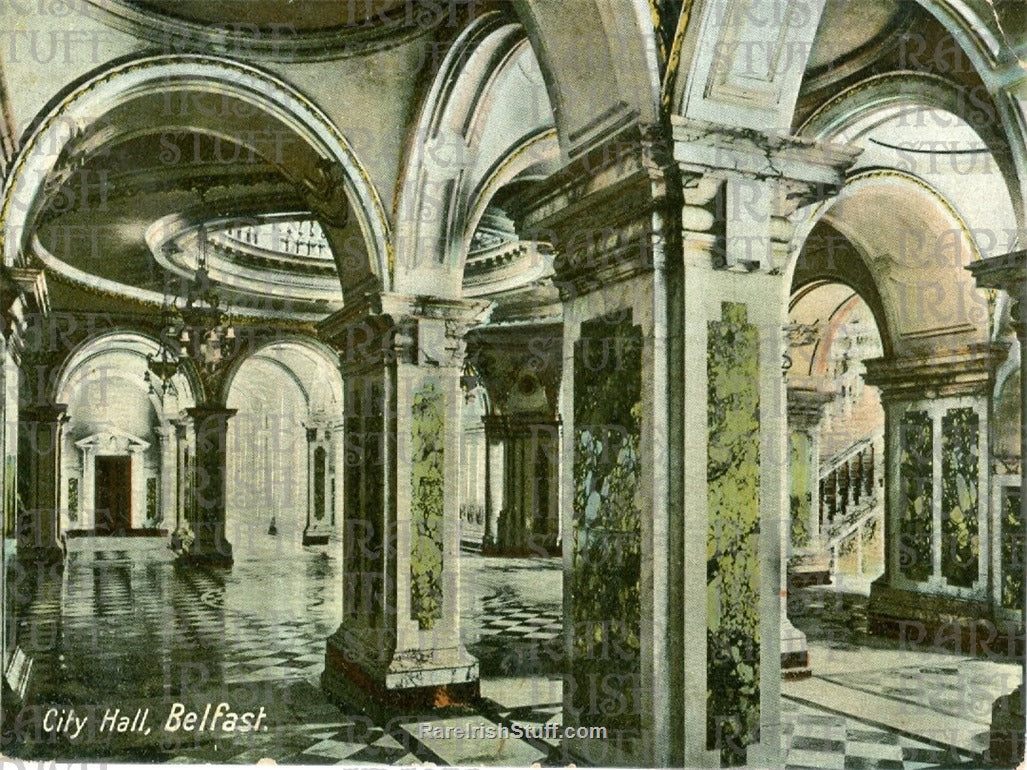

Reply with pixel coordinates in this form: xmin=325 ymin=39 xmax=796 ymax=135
xmin=95 ymin=456 xmax=131 ymax=535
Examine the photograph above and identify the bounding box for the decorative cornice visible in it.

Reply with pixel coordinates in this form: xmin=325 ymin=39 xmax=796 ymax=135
xmin=671 ymin=116 xmax=861 ymax=211
xmin=507 ymin=122 xmax=679 ymax=295
xmin=863 ymin=344 xmax=1008 ymax=401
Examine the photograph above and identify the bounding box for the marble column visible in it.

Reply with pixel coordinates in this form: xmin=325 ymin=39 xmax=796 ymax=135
xmin=320 ymin=295 xmax=489 ymax=711
xmin=173 ymin=418 xmax=190 ymax=532
xmin=184 ymin=405 xmax=235 ymax=565
xmin=156 ymin=423 xmax=177 ymax=528
xmin=0 ymin=267 xmax=49 ymax=731
xmin=129 ymin=444 xmax=146 ymax=530
xmin=966 ymin=252 xmax=1027 ymax=765
xmin=482 ymin=437 xmax=503 ymax=550
xmin=79 ymin=445 xmax=96 ymax=531
xmin=17 ymin=403 xmax=68 ymax=565
xmin=481 ymin=415 xmax=560 ymax=555
xmin=677 ymin=122 xmax=855 ymax=767
xmin=511 ymin=121 xmax=856 ymax=766
xmin=787 ymin=385 xmax=834 ymax=585
xmin=303 ymin=423 xmax=333 ymax=545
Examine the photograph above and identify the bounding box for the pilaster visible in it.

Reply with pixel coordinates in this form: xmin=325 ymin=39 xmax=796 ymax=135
xmin=676 ymin=120 xmax=856 ymax=767
xmin=319 ymin=294 xmax=489 ymax=712
xmin=787 ymin=384 xmax=834 ymax=585
xmin=864 ymin=346 xmax=1005 ymax=640
xmin=183 ymin=405 xmax=236 ymax=566
xmin=303 ymin=422 xmax=334 ymax=545
xmin=17 ymin=403 xmax=68 ymax=565
xmin=964 ymin=252 xmax=1027 ymax=765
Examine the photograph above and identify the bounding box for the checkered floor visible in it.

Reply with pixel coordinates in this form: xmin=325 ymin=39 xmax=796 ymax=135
xmin=782 ymin=696 xmax=980 ymax=769
xmin=818 ymin=661 xmax=1012 ymax=726
xmin=3 ymin=539 xmax=995 ymax=767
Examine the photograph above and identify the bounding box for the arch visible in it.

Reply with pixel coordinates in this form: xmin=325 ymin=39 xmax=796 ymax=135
xmin=393 ymin=13 xmax=557 ymax=298
xmin=788 ymin=169 xmax=990 ymax=361
xmin=511 ymin=0 xmax=660 ymax=158
xmin=54 ymin=330 xmax=197 ymax=411
xmin=218 ymin=335 xmax=342 ymax=410
xmin=798 ymin=70 xmax=1026 ymax=229
xmin=0 ymin=54 xmax=391 ymax=294
xmin=791 ymin=274 xmax=894 ymax=363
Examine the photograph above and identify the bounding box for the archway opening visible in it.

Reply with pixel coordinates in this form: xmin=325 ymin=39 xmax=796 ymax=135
xmin=224 ymin=340 xmax=343 ymax=559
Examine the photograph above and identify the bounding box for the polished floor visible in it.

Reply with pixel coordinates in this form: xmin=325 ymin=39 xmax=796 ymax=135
xmin=0 ymin=537 xmax=1014 ymax=766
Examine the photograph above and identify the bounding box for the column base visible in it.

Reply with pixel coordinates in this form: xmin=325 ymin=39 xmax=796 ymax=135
xmin=186 ymin=523 xmax=233 ymax=566
xmin=988 ymin=687 xmax=1024 ymax=767
xmin=302 ymin=526 xmax=332 ymax=546
xmin=781 ymin=616 xmax=811 ymax=680
xmin=869 ymin=582 xmax=1021 ymax=657
xmin=322 ymin=629 xmax=479 ymax=720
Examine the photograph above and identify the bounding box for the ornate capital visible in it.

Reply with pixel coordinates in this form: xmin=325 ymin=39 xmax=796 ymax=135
xmin=507 ymin=124 xmax=679 ymax=296
xmin=671 ymin=117 xmax=861 ymax=272
xmin=1 ymin=266 xmax=49 ymax=363
xmin=320 ymin=293 xmax=491 ymax=373
xmin=787 ymin=384 xmax=835 ymax=430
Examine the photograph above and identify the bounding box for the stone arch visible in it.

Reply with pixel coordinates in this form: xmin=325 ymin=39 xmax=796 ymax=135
xmin=0 ymin=54 xmax=391 ymax=298
xmin=54 ymin=330 xmax=197 ymax=411
xmin=511 ymin=0 xmax=661 ymax=158
xmin=393 ymin=12 xmax=559 ymax=298
xmin=798 ymin=70 xmax=1026 ymax=230
xmin=218 ymin=335 xmax=342 ymax=410
xmin=790 ymin=169 xmax=989 ymax=360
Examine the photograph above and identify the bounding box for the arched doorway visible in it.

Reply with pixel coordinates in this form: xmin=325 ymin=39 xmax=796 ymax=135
xmin=224 ymin=340 xmax=344 ymax=557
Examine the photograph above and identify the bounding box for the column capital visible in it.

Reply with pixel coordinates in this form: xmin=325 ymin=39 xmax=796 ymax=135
xmin=185 ymin=405 xmax=237 ymax=422
xmin=671 ymin=117 xmax=860 ymax=202
xmin=966 ymin=249 xmax=1027 ymax=339
xmin=863 ymin=344 xmax=1008 ymax=402
xmin=21 ymin=402 xmax=68 ymax=424
xmin=504 ymin=124 xmax=678 ymax=295
xmin=672 ymin=117 xmax=860 ymax=272
xmin=787 ymin=383 xmax=834 ymax=430
xmin=0 ymin=266 xmax=49 ymax=364
xmin=319 ymin=294 xmax=491 ymax=371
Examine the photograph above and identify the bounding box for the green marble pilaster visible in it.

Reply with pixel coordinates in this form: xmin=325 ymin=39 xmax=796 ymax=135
xmin=410 ymin=380 xmax=445 ymax=630
xmin=940 ymin=407 xmax=979 ymax=588
xmin=789 ymin=431 xmax=811 ymax=550
xmin=898 ymin=410 xmax=933 ymax=582
xmin=1001 ymin=488 xmax=1024 ymax=611
xmin=706 ymin=302 xmax=761 ymax=766
xmin=570 ymin=315 xmax=643 ymax=741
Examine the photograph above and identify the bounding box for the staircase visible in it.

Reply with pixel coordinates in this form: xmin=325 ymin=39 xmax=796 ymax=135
xmin=791 ymin=430 xmax=884 ymax=586
xmin=820 ymin=435 xmax=884 ymax=577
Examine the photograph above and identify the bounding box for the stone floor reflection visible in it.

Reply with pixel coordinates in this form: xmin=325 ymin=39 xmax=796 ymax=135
xmin=1 ymin=538 xmax=1014 ymax=766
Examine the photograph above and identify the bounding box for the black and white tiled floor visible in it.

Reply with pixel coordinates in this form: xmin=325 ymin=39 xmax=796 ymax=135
xmin=781 ymin=696 xmax=979 ymax=769
xmin=1 ymin=538 xmax=1000 ymax=766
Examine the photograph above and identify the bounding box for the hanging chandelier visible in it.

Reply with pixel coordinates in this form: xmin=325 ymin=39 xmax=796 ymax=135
xmin=147 ymin=225 xmax=236 ymax=395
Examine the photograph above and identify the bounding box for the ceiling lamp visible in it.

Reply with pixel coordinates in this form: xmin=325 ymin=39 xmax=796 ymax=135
xmin=146 ymin=225 xmax=236 ymax=395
